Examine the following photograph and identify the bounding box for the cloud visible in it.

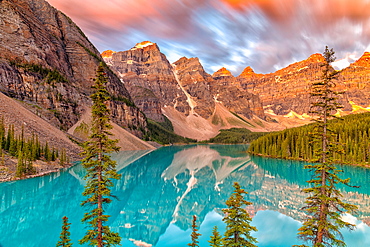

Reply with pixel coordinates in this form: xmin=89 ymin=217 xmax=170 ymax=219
xmin=47 ymin=0 xmax=370 ymax=74
xmin=252 ymin=210 xmax=303 ymax=246
xmin=221 ymin=0 xmax=370 ymax=23
xmin=49 ymin=0 xmax=209 ymax=39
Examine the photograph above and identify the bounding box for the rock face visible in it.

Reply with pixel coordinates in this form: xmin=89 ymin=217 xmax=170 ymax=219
xmin=0 ymin=0 xmax=146 ymax=133
xmin=104 ymin=43 xmax=266 ymax=139
xmin=173 ymin=58 xmax=265 ymax=119
xmin=172 ymin=56 xmax=215 ymax=118
xmin=239 ymin=52 xmax=370 ymax=116
xmin=337 ymin=52 xmax=370 ymax=110
xmin=106 ymin=41 xmax=190 ymax=122
xmin=212 ymin=67 xmax=233 ymax=78
xmin=211 ymin=67 xmax=265 ymax=119
xmin=103 ymin=40 xmax=370 ymax=138
xmin=239 ymin=54 xmax=326 ymax=115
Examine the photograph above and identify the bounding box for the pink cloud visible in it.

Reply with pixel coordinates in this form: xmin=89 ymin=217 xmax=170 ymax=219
xmin=46 ymin=0 xmax=370 ymax=74
xmin=220 ymin=0 xmax=370 ymax=22
xmin=48 ymin=0 xmax=208 ymax=37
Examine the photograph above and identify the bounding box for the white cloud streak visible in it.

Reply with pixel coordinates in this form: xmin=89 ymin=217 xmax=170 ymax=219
xmin=47 ymin=0 xmax=370 ymax=74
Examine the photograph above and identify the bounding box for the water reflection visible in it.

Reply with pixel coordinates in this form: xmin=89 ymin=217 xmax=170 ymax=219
xmin=0 ymin=144 xmax=369 ymax=247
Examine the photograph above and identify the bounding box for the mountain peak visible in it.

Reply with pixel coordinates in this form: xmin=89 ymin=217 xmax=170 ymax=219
xmin=213 ymin=67 xmax=233 ymax=77
xmin=239 ymin=66 xmax=255 ymax=77
xmin=131 ymin=41 xmax=158 ymax=51
xmin=173 ymin=56 xmax=202 ymax=67
xmin=174 ymin=56 xmax=189 ymax=64
xmin=307 ymin=53 xmax=325 ymax=62
xmin=350 ymin=52 xmax=370 ymax=67
xmin=101 ymin=50 xmax=116 ymax=58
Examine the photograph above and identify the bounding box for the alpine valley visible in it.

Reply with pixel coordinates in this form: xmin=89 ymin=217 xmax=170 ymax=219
xmin=1 ymin=0 xmax=370 ymax=177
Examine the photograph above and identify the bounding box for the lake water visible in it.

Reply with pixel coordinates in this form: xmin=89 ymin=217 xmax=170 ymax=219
xmin=1 ymin=144 xmax=370 ymax=247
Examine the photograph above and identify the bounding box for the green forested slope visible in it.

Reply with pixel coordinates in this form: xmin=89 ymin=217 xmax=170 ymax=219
xmin=145 ymin=117 xmax=196 ymax=145
xmin=248 ymin=113 xmax=370 ymax=165
xmin=207 ymin=128 xmax=266 ymax=144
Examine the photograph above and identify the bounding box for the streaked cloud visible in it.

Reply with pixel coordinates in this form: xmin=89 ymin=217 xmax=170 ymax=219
xmin=47 ymin=0 xmax=370 ymax=74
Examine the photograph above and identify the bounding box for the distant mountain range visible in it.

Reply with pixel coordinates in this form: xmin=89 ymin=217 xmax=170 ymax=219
xmin=102 ymin=42 xmax=370 ymax=140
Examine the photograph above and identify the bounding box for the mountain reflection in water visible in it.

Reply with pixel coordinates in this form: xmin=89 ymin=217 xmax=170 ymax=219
xmin=0 ymin=144 xmax=370 ymax=247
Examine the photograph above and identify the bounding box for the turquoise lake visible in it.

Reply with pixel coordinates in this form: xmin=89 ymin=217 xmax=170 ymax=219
xmin=1 ymin=144 xmax=370 ymax=246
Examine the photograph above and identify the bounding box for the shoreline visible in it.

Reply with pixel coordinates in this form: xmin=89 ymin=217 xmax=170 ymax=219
xmin=249 ymin=152 xmax=370 ymax=169
xmin=0 ymin=162 xmax=74 ymax=183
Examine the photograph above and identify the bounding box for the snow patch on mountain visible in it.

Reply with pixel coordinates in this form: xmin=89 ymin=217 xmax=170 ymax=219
xmin=172 ymin=64 xmax=197 ymax=115
xmin=131 ymin=41 xmax=155 ymax=50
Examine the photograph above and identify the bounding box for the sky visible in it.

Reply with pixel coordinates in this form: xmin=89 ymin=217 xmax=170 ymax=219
xmin=47 ymin=0 xmax=370 ymax=75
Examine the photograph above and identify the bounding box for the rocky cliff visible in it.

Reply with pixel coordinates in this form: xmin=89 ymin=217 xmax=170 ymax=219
xmin=239 ymin=52 xmax=370 ymax=116
xmin=210 ymin=67 xmax=265 ymax=119
xmin=107 ymin=41 xmax=189 ymax=123
xmin=104 ymin=43 xmax=266 ymax=140
xmin=103 ymin=39 xmax=370 ymax=139
xmin=338 ymin=52 xmax=370 ymax=110
xmin=239 ymin=54 xmax=326 ymax=115
xmin=0 ymin=0 xmax=146 ymax=134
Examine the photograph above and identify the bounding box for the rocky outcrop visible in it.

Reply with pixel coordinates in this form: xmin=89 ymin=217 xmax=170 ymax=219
xmin=0 ymin=0 xmax=146 ymax=134
xmin=212 ymin=67 xmax=233 ymax=78
xmin=239 ymin=66 xmax=262 ymax=78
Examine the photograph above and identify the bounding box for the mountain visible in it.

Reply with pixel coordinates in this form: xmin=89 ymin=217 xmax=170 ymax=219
xmin=104 ymin=41 xmax=188 ymax=123
xmin=239 ymin=54 xmax=326 ymax=116
xmin=338 ymin=52 xmax=370 ymax=109
xmin=0 ymin=0 xmax=146 ymax=137
xmin=0 ymin=0 xmax=159 ymax=180
xmin=240 ymin=52 xmax=370 ymax=117
xmin=104 ymin=43 xmax=266 ymax=140
xmin=104 ymin=44 xmax=370 ymax=139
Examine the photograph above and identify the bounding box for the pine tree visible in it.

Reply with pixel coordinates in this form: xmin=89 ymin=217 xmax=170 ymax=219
xmin=25 ymin=150 xmax=35 ymax=175
xmin=80 ymin=63 xmax=121 ymax=247
xmin=208 ymin=226 xmax=222 ymax=247
xmin=4 ymin=124 xmax=13 ymax=151
xmin=35 ymin=135 xmax=41 ymax=159
xmin=9 ymin=127 xmax=17 ymax=156
xmin=60 ymin=149 xmax=66 ymax=166
xmin=56 ymin=216 xmax=72 ymax=247
xmin=16 ymin=151 xmax=25 ymax=177
xmin=222 ymin=182 xmax=257 ymax=247
xmin=30 ymin=134 xmax=38 ymax=161
xmin=297 ymin=46 xmax=358 ymax=247
xmin=20 ymin=124 xmax=25 ymax=150
xmin=0 ymin=117 xmax=5 ymax=149
xmin=51 ymin=147 xmax=56 ymax=161
xmin=188 ymin=215 xmax=201 ymax=247
xmin=44 ymin=141 xmax=51 ymax=161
